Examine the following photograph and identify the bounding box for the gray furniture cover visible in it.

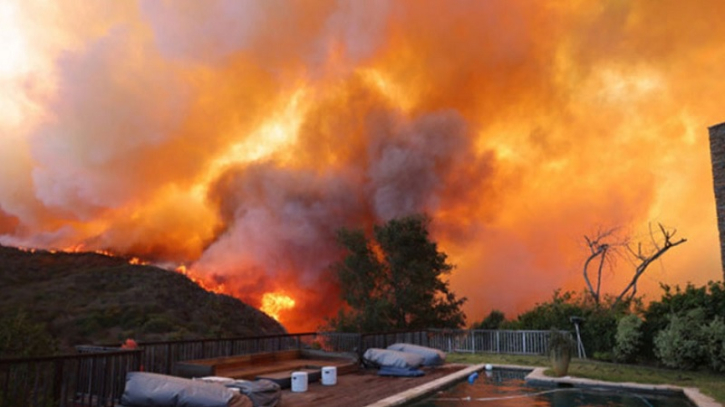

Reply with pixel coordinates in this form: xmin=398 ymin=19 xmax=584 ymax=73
xmin=120 ymin=371 xmax=246 ymax=407
xmin=226 ymin=380 xmax=280 ymax=407
xmin=362 ymin=348 xmax=424 ymax=369
xmin=386 ymin=343 xmax=446 ymax=366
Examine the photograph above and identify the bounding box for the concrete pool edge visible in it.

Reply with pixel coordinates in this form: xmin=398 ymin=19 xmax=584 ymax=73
xmin=525 ymin=367 xmax=721 ymax=407
xmin=362 ymin=363 xmax=722 ymax=407
xmin=363 ymin=363 xmax=484 ymax=407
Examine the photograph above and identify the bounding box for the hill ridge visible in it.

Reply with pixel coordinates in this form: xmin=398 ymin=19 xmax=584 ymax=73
xmin=0 ymin=245 xmax=285 ymax=356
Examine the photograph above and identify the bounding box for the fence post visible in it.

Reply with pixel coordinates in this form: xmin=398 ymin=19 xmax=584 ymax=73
xmin=51 ymin=359 xmax=63 ymax=406
xmin=523 ymin=332 xmax=527 ymax=354
xmin=358 ymin=334 xmax=364 ymax=361
xmin=165 ymin=343 xmax=172 ymax=374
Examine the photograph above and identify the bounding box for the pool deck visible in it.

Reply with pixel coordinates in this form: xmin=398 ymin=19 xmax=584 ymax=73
xmin=279 ymin=364 xmax=469 ymax=407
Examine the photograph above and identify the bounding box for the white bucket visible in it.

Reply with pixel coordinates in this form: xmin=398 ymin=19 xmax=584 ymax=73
xmin=321 ymin=366 xmax=337 ymax=386
xmin=291 ymin=371 xmax=308 ymax=392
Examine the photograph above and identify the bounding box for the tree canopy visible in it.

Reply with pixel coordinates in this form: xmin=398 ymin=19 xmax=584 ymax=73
xmin=328 ymin=214 xmax=466 ymax=332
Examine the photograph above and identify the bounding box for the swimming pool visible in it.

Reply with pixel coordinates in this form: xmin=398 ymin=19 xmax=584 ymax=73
xmin=407 ymin=369 xmax=696 ymax=407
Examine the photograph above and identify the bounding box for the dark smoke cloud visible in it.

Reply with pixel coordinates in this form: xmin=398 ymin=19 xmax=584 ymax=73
xmin=195 ymin=100 xmax=492 ymax=328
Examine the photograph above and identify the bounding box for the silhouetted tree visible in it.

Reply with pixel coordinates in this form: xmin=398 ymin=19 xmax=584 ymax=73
xmin=583 ymin=223 xmax=686 ymax=307
xmin=473 ymin=309 xmax=506 ymax=330
xmin=328 ymin=214 xmax=466 ymax=332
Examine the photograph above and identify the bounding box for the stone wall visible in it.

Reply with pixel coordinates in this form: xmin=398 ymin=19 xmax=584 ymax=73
xmin=708 ymin=122 xmax=725 ymax=280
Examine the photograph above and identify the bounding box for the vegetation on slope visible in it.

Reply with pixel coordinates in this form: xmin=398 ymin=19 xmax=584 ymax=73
xmin=0 ymin=245 xmax=285 ymax=356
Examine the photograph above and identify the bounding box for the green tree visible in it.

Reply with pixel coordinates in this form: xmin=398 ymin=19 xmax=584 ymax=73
xmin=473 ymin=310 xmax=506 ymax=330
xmin=328 ymin=214 xmax=466 ymax=332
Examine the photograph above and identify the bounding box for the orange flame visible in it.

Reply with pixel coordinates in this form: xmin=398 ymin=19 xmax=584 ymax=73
xmin=128 ymin=257 xmax=148 ymax=265
xmin=260 ymin=292 xmax=296 ymax=322
xmin=175 ymin=264 xmax=228 ymax=295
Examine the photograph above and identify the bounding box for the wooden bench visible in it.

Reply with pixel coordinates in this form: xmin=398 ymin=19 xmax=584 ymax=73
xmin=174 ymin=349 xmax=358 ymax=388
xmin=256 ymin=368 xmax=322 ymax=389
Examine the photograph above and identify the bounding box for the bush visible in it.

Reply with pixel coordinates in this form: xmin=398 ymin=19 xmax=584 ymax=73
xmin=592 ymin=351 xmax=613 ymax=362
xmin=654 ymin=308 xmax=706 ymax=370
xmin=473 ymin=310 xmax=505 ymax=330
xmin=613 ymin=314 xmax=643 ymax=363
xmin=514 ymin=290 xmax=621 ymax=356
xmin=644 ymin=282 xmax=725 ymax=362
xmin=702 ymin=317 xmax=725 ymax=372
xmin=580 ymin=308 xmax=618 ymax=357
xmin=0 ymin=310 xmax=57 ymax=357
xmin=142 ymin=315 xmax=175 ymax=334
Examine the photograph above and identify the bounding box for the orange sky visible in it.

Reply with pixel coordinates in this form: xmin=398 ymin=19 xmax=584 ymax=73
xmin=1 ymin=1 xmax=723 ymax=332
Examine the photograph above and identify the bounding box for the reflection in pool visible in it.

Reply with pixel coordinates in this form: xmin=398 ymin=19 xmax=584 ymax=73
xmin=408 ymin=369 xmax=695 ymax=407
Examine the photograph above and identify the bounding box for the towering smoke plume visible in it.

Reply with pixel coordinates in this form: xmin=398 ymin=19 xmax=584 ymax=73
xmin=1 ymin=0 xmax=723 ymax=330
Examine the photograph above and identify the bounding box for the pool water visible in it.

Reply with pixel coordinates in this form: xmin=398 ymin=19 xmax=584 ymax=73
xmin=409 ymin=369 xmax=695 ymax=407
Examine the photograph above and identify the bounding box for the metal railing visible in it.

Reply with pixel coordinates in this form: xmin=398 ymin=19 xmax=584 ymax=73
xmin=1 ymin=329 xmax=559 ymax=406
xmin=361 ymin=329 xmax=560 ymax=356
xmin=429 ymin=329 xmax=557 ymax=355
xmin=136 ymin=332 xmax=319 ymax=375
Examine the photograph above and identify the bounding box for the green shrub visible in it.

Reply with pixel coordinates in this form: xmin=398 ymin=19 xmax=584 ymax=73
xmin=473 ymin=310 xmax=505 ymax=330
xmin=614 ymin=314 xmax=643 ymax=363
xmin=0 ymin=310 xmax=57 ymax=357
xmin=702 ymin=317 xmax=725 ymax=372
xmin=654 ymin=308 xmax=706 ymax=370
xmin=142 ymin=316 xmax=175 ymax=334
xmin=580 ymin=308 xmax=618 ymax=357
xmin=592 ymin=351 xmax=613 ymax=362
xmin=514 ymin=290 xmax=621 ymax=356
xmin=643 ymin=282 xmax=725 ymax=361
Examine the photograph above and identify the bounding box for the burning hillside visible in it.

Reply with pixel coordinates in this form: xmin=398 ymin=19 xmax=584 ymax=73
xmin=0 ymin=244 xmax=285 ymax=352
xmin=1 ymin=1 xmax=724 ymax=331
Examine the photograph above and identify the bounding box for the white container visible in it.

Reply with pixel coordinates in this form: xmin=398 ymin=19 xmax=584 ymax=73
xmin=321 ymin=366 xmax=337 ymax=386
xmin=291 ymin=371 xmax=308 ymax=392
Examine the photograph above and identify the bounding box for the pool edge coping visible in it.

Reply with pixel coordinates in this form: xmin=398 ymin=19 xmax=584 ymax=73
xmin=525 ymin=367 xmax=721 ymax=407
xmin=362 ymin=363 xmax=722 ymax=407
xmin=363 ymin=363 xmax=484 ymax=407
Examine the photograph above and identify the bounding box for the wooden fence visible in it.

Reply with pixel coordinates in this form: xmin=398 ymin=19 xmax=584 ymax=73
xmin=0 ymin=349 xmax=141 ymax=407
xmin=0 ymin=329 xmax=557 ymax=406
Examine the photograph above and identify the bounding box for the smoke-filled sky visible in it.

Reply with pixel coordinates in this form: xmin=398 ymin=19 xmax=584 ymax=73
xmin=1 ymin=0 xmax=723 ymax=331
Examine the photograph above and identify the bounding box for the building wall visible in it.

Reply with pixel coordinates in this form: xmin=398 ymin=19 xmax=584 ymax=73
xmin=709 ymin=122 xmax=725 ymax=280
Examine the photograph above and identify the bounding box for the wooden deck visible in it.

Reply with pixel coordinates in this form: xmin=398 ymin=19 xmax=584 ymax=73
xmin=279 ymin=364 xmax=467 ymax=407
xmin=174 ymin=349 xmax=358 ymax=385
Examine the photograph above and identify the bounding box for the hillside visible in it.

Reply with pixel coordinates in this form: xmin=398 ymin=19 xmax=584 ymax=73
xmin=0 ymin=245 xmax=285 ymax=356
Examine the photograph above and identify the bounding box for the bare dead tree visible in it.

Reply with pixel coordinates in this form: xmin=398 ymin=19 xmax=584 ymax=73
xmin=582 ymin=228 xmax=623 ymax=304
xmin=582 ymin=223 xmax=686 ymax=308
xmin=613 ymin=223 xmax=687 ymax=307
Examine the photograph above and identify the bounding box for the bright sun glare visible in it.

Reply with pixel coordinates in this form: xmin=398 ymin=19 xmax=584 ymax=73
xmin=0 ymin=2 xmax=27 ymax=77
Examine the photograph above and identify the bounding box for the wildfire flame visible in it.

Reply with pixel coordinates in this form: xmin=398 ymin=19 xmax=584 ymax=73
xmin=175 ymin=264 xmax=228 ymax=295
xmin=260 ymin=292 xmax=296 ymax=323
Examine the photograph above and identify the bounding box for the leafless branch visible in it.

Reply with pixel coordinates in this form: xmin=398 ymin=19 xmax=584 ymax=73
xmin=582 ymin=227 xmax=621 ymax=304
xmin=614 ymin=223 xmax=687 ymax=307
